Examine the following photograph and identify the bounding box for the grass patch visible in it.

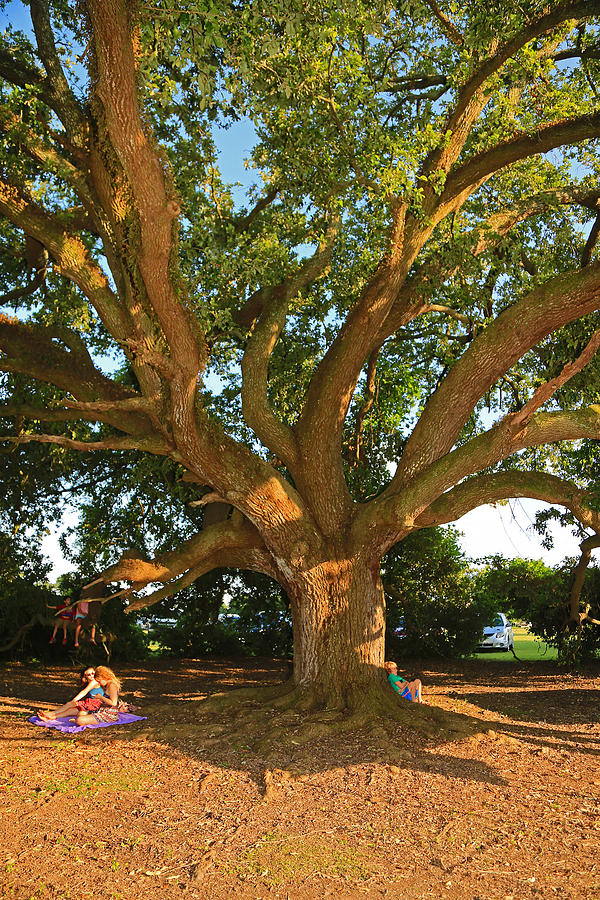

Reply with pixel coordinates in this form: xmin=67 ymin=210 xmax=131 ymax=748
xmin=219 ymin=832 xmax=376 ymax=885
xmin=472 ymin=627 xmax=557 ymax=662
xmin=37 ymin=767 xmax=150 ymax=797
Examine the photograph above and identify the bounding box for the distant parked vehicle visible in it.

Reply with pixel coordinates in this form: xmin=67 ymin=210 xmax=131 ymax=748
xmin=477 ymin=613 xmax=514 ymax=652
xmin=393 ymin=616 xmax=406 ymax=639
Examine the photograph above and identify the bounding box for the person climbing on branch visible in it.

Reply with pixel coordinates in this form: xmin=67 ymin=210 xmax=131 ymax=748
xmin=47 ymin=598 xmax=74 ymax=646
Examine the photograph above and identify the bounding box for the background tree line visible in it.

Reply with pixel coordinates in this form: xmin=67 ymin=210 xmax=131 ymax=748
xmin=3 ymin=519 xmax=600 ymax=665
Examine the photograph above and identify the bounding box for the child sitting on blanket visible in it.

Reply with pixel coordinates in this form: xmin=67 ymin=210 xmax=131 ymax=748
xmin=384 ymin=660 xmax=423 ymax=703
xmin=74 ymin=665 xmax=135 ymax=726
xmin=38 ymin=667 xmax=104 ymax=721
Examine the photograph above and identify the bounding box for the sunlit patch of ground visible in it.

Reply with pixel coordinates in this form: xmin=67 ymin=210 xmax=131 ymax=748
xmin=1 ymin=656 xmax=599 ymax=899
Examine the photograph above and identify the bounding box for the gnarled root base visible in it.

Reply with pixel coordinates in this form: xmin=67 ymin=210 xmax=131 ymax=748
xmin=138 ymin=680 xmax=485 ymax=760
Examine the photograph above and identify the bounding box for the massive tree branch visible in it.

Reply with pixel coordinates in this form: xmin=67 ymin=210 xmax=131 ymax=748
xmin=0 ymin=402 xmax=138 ymax=427
xmin=86 ymin=0 xmax=204 ymax=381
xmin=0 ymin=316 xmax=127 ymax=399
xmin=416 ymin=407 xmax=600 ymax=526
xmin=419 ymin=1 xmax=599 ymax=189
xmin=419 ymin=473 xmax=600 ymax=633
xmin=438 ymin=112 xmax=600 ymax=218
xmin=0 ymin=432 xmax=168 ymax=453
xmin=391 ymin=261 xmax=600 ymax=487
xmin=239 ymin=225 xmax=340 ymax=471
xmin=0 ymin=180 xmax=130 ymax=341
xmin=0 ymin=315 xmax=168 ymax=442
xmin=357 ymin=405 xmax=600 ymax=556
xmin=241 ymin=285 xmax=299 ymax=470
xmin=122 ymin=542 xmax=276 ymax=611
xmin=293 ymin=203 xmax=414 ymax=528
xmin=412 ymin=471 xmax=600 ymax=532
xmin=374 ymin=188 xmax=600 ymax=358
xmin=86 ymin=514 xmax=276 ymax=612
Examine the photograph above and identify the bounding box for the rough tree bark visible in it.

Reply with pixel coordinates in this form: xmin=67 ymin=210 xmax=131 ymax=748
xmin=282 ymin=551 xmax=386 ymax=706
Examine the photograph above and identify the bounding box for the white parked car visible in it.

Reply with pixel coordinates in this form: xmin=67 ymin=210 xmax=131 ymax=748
xmin=477 ymin=613 xmax=514 ymax=652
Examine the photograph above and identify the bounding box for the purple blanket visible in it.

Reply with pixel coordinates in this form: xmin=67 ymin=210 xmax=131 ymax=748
xmin=29 ymin=712 xmax=146 ymax=733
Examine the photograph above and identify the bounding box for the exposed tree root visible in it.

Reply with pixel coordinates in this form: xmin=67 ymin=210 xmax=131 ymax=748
xmin=136 ymin=680 xmax=484 ymax=759
xmin=198 ymin=680 xmax=295 ymax=714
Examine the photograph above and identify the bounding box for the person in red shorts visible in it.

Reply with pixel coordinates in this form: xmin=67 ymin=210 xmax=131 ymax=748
xmin=38 ymin=667 xmax=104 ymax=721
xmin=48 ymin=598 xmax=74 ymax=645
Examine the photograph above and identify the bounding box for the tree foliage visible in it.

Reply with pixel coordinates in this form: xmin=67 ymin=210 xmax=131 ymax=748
xmin=384 ymin=527 xmax=495 ymax=658
xmin=2 ymin=0 xmax=600 ymax=702
xmin=0 ymin=521 xmax=54 ymax=652
xmin=474 ymin=555 xmax=600 ymax=664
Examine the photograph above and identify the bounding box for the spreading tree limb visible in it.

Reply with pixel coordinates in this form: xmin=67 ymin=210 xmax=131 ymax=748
xmin=86 ymin=0 xmax=204 ymax=380
xmin=30 ymin=0 xmax=87 ymax=148
xmin=391 ymin=262 xmax=600 ymax=487
xmin=86 ymin=514 xmax=276 ymax=612
xmin=412 ymin=472 xmax=600 ymax=533
xmin=439 ymin=113 xmax=600 ymax=218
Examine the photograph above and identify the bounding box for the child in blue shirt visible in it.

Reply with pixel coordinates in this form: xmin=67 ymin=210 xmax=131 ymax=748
xmin=384 ymin=661 xmax=423 ymax=702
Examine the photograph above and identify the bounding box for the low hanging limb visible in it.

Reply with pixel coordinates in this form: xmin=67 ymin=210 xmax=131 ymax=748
xmin=0 ymin=610 xmax=111 ymax=655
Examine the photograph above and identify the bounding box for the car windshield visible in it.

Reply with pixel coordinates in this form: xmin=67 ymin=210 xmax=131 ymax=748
xmin=491 ymin=615 xmax=504 ymax=628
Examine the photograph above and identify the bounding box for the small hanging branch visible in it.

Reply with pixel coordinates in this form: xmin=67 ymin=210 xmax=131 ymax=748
xmin=507 ymin=329 xmax=600 ymax=438
xmin=423 ymin=0 xmax=464 ymax=46
xmin=567 ymin=532 xmax=600 ymax=625
xmin=349 ymin=346 xmax=381 ymax=468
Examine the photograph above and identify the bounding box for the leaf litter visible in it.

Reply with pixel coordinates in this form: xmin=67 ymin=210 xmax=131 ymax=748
xmin=0 ymin=656 xmax=599 ymax=899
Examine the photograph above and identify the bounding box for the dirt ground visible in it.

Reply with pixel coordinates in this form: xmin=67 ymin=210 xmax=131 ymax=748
xmin=1 ymin=656 xmax=600 ymax=900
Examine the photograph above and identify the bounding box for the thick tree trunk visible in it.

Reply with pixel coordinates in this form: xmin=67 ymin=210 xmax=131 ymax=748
xmin=284 ymin=553 xmax=386 ymax=708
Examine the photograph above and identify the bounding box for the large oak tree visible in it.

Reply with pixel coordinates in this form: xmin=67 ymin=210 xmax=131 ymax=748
xmin=2 ymin=0 xmax=600 ymax=706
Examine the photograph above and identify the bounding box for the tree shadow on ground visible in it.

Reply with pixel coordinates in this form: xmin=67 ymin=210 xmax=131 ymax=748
xmin=420 ymin=659 xmax=582 ymax=689
xmin=0 ymin=657 xmax=289 ymax=705
xmin=5 ymin=658 xmax=600 ymax=792
xmin=494 ymin=719 xmax=600 ymax=756
xmin=1 ymin=658 xmax=509 ymax=791
xmin=460 ymin=688 xmax=600 ymax=726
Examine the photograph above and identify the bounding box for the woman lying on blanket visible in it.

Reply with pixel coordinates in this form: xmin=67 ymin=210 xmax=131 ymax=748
xmin=74 ymin=665 xmax=135 ymax=725
xmin=38 ymin=667 xmax=104 ymax=721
